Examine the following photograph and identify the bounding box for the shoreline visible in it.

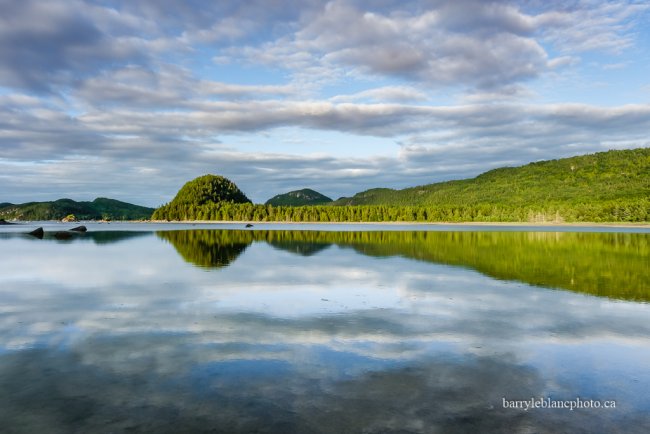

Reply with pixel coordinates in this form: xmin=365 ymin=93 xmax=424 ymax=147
xmin=3 ymin=220 xmax=649 ymax=229
xmin=151 ymin=220 xmax=650 ymax=228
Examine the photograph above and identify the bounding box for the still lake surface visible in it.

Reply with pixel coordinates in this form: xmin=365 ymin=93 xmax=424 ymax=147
xmin=0 ymin=222 xmax=649 ymax=433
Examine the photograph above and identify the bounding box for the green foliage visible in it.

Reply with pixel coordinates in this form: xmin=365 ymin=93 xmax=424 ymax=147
xmin=157 ymin=230 xmax=250 ymax=267
xmin=153 ymin=148 xmax=649 ymax=222
xmin=151 ymin=197 xmax=649 ymax=223
xmin=158 ymin=229 xmax=650 ymax=302
xmin=333 ymin=147 xmax=650 ymax=210
xmin=265 ymin=188 xmax=333 ymax=206
xmin=0 ymin=198 xmax=154 ymax=221
xmin=172 ymin=174 xmax=251 ymax=206
xmin=153 ymin=174 xmax=251 ymax=220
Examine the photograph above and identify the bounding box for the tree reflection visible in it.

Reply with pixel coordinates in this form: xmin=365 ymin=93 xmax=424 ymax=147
xmin=158 ymin=229 xmax=649 ymax=301
xmin=157 ymin=230 xmax=252 ymax=268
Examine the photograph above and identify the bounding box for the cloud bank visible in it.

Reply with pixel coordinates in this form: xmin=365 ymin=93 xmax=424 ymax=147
xmin=0 ymin=0 xmax=648 ymax=204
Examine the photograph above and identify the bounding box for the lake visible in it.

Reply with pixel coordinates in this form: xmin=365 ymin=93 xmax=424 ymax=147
xmin=1 ymin=223 xmax=649 ymax=433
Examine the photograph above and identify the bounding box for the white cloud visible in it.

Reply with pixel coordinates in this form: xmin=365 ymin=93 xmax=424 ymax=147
xmin=534 ymin=1 xmax=649 ymax=54
xmin=0 ymin=0 xmax=648 ymax=205
xmin=330 ymin=86 xmax=428 ymax=103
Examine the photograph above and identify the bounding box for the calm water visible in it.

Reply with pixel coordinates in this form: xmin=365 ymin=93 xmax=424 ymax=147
xmin=0 ymin=223 xmax=649 ymax=433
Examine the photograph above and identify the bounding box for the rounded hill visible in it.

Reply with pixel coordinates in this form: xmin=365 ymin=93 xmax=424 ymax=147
xmin=265 ymin=188 xmax=333 ymax=206
xmin=152 ymin=175 xmax=251 ymax=220
xmin=169 ymin=175 xmax=251 ymax=206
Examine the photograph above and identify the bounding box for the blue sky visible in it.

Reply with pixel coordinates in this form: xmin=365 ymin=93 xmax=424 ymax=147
xmin=1 ymin=0 xmax=649 ymax=206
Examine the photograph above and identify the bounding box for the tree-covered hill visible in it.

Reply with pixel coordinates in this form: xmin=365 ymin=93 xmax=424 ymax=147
xmin=333 ymin=148 xmax=649 ymax=209
xmin=152 ymin=174 xmax=250 ymax=220
xmin=0 ymin=198 xmax=154 ymax=221
xmin=152 ymin=148 xmax=649 ymax=222
xmin=265 ymin=188 xmax=333 ymax=206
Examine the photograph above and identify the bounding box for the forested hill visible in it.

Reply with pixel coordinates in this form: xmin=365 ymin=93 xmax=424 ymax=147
xmin=153 ymin=149 xmax=649 ymax=222
xmin=265 ymin=189 xmax=333 ymax=206
xmin=333 ymin=148 xmax=649 ymax=208
xmin=0 ymin=198 xmax=154 ymax=221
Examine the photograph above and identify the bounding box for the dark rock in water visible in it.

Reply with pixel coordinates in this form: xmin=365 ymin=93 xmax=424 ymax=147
xmin=69 ymin=225 xmax=87 ymax=232
xmin=28 ymin=227 xmax=44 ymax=239
xmin=245 ymin=223 xmax=254 ymax=228
xmin=0 ymin=219 xmax=15 ymax=225
xmin=54 ymin=231 xmax=73 ymax=240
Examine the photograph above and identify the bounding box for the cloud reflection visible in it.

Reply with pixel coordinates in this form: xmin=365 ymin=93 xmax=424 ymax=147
xmin=1 ymin=343 xmax=648 ymax=433
xmin=0 ymin=230 xmax=649 ymax=432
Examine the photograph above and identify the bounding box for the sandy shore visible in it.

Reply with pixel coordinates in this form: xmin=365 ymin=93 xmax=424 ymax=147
xmin=146 ymin=220 xmax=650 ymax=228
xmin=4 ymin=220 xmax=648 ymax=229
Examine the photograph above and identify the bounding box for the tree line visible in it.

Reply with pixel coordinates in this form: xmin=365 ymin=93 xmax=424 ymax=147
xmin=152 ymin=197 xmax=648 ymax=223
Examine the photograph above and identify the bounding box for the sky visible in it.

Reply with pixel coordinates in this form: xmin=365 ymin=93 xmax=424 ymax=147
xmin=1 ymin=0 xmax=649 ymax=206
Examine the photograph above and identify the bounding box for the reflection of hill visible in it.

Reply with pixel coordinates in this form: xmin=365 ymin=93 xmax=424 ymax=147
xmin=267 ymin=241 xmax=331 ymax=256
xmin=333 ymin=231 xmax=649 ymax=302
xmin=158 ymin=229 xmax=648 ymax=301
xmin=157 ymin=230 xmax=252 ymax=268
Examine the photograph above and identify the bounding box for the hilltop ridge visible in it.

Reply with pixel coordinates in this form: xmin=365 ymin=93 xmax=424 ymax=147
xmin=332 ymin=148 xmax=649 ymax=209
xmin=0 ymin=198 xmax=154 ymax=221
xmin=265 ymin=189 xmax=333 ymax=206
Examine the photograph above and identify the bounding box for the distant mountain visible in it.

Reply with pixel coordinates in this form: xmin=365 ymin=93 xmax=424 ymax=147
xmin=265 ymin=189 xmax=333 ymax=206
xmin=332 ymin=148 xmax=650 ymax=209
xmin=0 ymin=198 xmax=154 ymax=221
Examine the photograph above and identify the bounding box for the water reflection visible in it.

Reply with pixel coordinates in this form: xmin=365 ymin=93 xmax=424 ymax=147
xmin=157 ymin=230 xmax=250 ymax=268
xmin=5 ymin=344 xmax=644 ymax=434
xmin=158 ymin=229 xmax=649 ymax=302
xmin=0 ymin=230 xmax=149 ymax=244
xmin=1 ymin=229 xmax=648 ymax=433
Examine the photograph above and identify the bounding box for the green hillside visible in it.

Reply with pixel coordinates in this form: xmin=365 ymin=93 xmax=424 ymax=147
xmin=333 ymin=148 xmax=649 ymax=210
xmin=153 ymin=148 xmax=649 ymax=222
xmin=152 ymin=174 xmax=250 ymax=220
xmin=265 ymin=188 xmax=333 ymax=206
xmin=0 ymin=198 xmax=154 ymax=221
